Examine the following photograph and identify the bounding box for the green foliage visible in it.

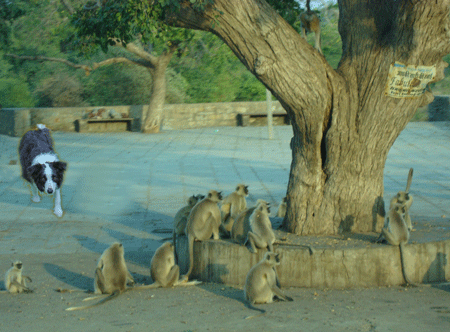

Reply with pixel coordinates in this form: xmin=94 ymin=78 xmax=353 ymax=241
xmin=0 ymin=77 xmax=35 ymax=107
xmin=172 ymin=32 xmax=266 ymax=103
xmin=0 ymin=0 xmax=347 ymax=108
xmin=71 ymin=0 xmax=193 ymax=55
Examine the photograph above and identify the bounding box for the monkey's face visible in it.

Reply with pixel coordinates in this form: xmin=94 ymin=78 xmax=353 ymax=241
xmin=396 ymin=192 xmax=411 ymax=205
xmin=13 ymin=261 xmax=23 ymax=270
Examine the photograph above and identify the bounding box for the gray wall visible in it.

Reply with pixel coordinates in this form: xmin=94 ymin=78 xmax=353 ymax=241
xmin=0 ymin=101 xmax=286 ymax=137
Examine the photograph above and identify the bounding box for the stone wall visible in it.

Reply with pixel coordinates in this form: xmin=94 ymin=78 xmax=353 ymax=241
xmin=0 ymin=101 xmax=286 ymax=137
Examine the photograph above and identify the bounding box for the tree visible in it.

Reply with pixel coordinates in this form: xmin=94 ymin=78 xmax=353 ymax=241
xmin=4 ymin=0 xmax=192 ymax=133
xmin=157 ymin=0 xmax=450 ymax=235
xmin=65 ymin=0 xmax=194 ymax=133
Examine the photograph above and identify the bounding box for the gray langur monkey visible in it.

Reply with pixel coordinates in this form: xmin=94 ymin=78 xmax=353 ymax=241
xmin=184 ymin=190 xmax=223 ymax=280
xmin=390 ymin=168 xmax=414 ymax=231
xmin=299 ymin=0 xmax=323 ymax=54
xmin=66 ymin=243 xmax=134 ymax=311
xmin=244 ymin=252 xmax=293 ymax=314
xmin=231 ymin=200 xmax=270 ymax=244
xmin=134 ymin=242 xmax=201 ymax=289
xmin=174 ymin=194 xmax=205 ymax=236
xmin=173 ymin=194 xmax=205 ymax=262
xmin=220 ymin=184 xmax=249 ymax=236
xmin=376 ymin=204 xmax=418 ymax=287
xmin=3 ymin=260 xmax=32 ymax=293
xmin=245 ymin=202 xmax=276 ymax=253
xmin=276 ymin=197 xmax=287 ymax=218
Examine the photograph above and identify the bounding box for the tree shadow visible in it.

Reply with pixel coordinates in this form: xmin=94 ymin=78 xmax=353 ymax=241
xmin=43 ymin=263 xmax=93 ymax=292
xmin=372 ymin=196 xmax=386 ymax=232
xmin=424 ymin=252 xmax=449 ymax=291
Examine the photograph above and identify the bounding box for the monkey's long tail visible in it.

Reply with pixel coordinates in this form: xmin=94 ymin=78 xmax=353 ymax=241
xmin=65 ymin=291 xmax=121 ymax=311
xmin=399 ymin=244 xmax=419 ymax=287
xmin=406 ymin=168 xmax=414 ymax=193
xmin=184 ymin=235 xmax=195 ymax=280
xmin=244 ymin=302 xmax=266 ymax=319
xmin=173 ymin=230 xmax=179 ymax=264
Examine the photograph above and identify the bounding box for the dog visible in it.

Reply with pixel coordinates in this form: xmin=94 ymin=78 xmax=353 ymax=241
xmin=19 ymin=124 xmax=67 ymax=217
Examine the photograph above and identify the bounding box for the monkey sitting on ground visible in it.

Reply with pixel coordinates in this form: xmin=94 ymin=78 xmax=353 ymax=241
xmin=135 ymin=242 xmax=201 ymax=289
xmin=184 ymin=190 xmax=223 ymax=280
xmin=220 ymin=184 xmax=249 ymax=237
xmin=3 ymin=261 xmax=32 ymax=293
xmin=245 ymin=202 xmax=276 ymax=253
xmin=390 ymin=168 xmax=414 ymax=231
xmin=66 ymin=243 xmax=135 ymax=311
xmin=299 ymin=0 xmax=323 ymax=54
xmin=375 ymin=204 xmax=419 ymax=287
xmin=244 ymin=252 xmax=293 ymax=316
xmin=276 ymin=197 xmax=287 ymax=218
xmin=173 ymin=194 xmax=205 ymax=262
xmin=231 ymin=200 xmax=270 ymax=244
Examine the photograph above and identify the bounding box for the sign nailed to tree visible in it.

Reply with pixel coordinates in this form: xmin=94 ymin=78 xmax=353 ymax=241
xmin=385 ymin=62 xmax=436 ymax=98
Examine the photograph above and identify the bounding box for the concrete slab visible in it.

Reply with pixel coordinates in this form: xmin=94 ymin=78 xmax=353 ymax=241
xmin=0 ymin=122 xmax=449 ymax=287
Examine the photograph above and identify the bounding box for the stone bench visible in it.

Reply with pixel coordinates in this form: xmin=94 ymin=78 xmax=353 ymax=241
xmin=74 ymin=118 xmax=134 ymax=133
xmin=236 ymin=112 xmax=290 ymax=126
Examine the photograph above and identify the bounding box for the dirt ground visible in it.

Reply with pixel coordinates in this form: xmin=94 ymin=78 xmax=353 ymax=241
xmin=1 ymin=248 xmax=449 ymax=332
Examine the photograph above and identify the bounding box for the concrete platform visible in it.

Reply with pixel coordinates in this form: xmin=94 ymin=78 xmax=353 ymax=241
xmin=0 ymin=123 xmax=450 ymax=289
xmin=176 ymin=237 xmax=450 ymax=287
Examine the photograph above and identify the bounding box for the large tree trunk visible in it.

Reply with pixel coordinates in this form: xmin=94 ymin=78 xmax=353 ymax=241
xmin=165 ymin=0 xmax=450 ymax=235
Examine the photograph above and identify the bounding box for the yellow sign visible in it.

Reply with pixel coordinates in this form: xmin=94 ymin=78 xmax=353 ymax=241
xmin=385 ymin=62 xmax=436 ymax=98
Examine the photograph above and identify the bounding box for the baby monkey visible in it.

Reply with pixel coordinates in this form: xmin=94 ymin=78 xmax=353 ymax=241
xmin=3 ymin=260 xmax=33 ymax=293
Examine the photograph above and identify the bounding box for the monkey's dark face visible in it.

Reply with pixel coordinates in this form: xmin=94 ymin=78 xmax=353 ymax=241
xmin=244 ymin=186 xmax=249 ymax=195
xmin=13 ymin=261 xmax=23 ymax=270
xmin=396 ymin=192 xmax=410 ymax=205
xmin=217 ymin=192 xmax=223 ymax=201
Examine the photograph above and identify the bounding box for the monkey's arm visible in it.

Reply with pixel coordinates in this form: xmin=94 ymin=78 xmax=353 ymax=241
xmin=10 ymin=281 xmax=33 ymax=292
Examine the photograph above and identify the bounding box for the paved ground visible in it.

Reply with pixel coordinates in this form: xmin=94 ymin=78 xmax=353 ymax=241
xmin=0 ymin=123 xmax=450 ymax=331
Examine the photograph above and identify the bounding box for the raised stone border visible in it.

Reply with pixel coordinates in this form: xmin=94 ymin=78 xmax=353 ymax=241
xmin=176 ymin=237 xmax=450 ymax=288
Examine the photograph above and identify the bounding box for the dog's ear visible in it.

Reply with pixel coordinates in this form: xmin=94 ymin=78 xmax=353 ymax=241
xmin=27 ymin=164 xmax=42 ymax=177
xmin=52 ymin=161 xmax=67 ymax=172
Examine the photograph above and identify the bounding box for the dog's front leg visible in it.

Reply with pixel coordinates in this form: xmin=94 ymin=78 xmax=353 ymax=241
xmin=31 ymin=183 xmax=41 ymax=203
xmin=54 ymin=188 xmax=63 ymax=217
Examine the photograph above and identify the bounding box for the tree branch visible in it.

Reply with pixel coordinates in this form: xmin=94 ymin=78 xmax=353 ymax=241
xmin=164 ymin=0 xmax=335 ymax=133
xmin=60 ymin=0 xmax=75 ymax=15
xmin=5 ymin=54 xmax=153 ymax=75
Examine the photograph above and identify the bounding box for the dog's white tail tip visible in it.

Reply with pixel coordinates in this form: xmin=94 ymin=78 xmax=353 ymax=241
xmin=36 ymin=124 xmax=46 ymax=130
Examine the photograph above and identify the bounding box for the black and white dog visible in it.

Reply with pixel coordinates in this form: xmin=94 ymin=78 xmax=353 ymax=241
xmin=19 ymin=124 xmax=67 ymax=217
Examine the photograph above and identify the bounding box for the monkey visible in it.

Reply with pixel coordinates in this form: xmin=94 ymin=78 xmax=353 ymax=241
xmin=220 ymin=184 xmax=249 ymax=236
xmin=244 ymin=251 xmax=293 ymax=313
xmin=276 ymin=196 xmax=287 ymax=218
xmin=231 ymin=199 xmax=270 ymax=244
xmin=299 ymin=0 xmax=323 ymax=54
xmin=184 ymin=190 xmax=223 ymax=280
xmin=66 ymin=243 xmax=134 ymax=311
xmin=375 ymin=204 xmax=418 ymax=287
xmin=173 ymin=194 xmax=205 ymax=262
xmin=174 ymin=194 xmax=205 ymax=236
xmin=134 ymin=242 xmax=201 ymax=289
xmin=3 ymin=261 xmax=32 ymax=294
xmin=245 ymin=202 xmax=276 ymax=253
xmin=390 ymin=168 xmax=414 ymax=231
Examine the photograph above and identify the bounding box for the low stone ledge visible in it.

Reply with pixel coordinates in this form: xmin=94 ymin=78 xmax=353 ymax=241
xmin=176 ymin=237 xmax=450 ymax=288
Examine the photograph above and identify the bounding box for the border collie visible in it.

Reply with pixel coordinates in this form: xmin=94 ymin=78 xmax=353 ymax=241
xmin=19 ymin=124 xmax=67 ymax=217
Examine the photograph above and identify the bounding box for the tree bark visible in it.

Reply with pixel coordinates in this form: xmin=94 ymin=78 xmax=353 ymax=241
xmin=164 ymin=0 xmax=450 ymax=235
xmin=141 ymin=46 xmax=177 ymax=133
